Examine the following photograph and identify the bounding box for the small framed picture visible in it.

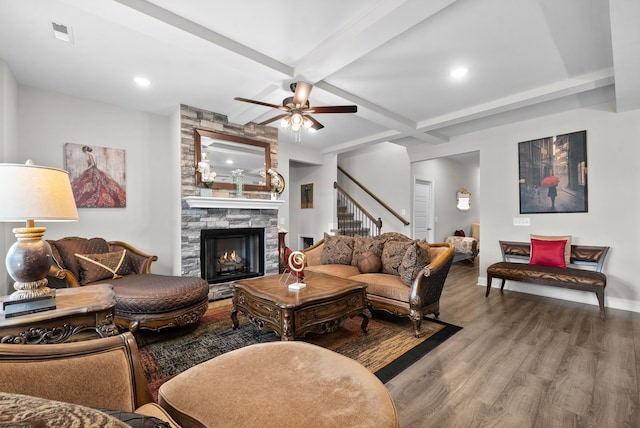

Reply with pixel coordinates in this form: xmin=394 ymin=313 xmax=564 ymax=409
xmin=301 ymin=183 xmax=314 ymax=209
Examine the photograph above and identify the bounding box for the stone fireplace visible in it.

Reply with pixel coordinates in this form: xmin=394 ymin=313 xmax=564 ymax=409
xmin=180 ymin=105 xmax=281 ymax=300
xmin=201 ymin=227 xmax=265 ymax=284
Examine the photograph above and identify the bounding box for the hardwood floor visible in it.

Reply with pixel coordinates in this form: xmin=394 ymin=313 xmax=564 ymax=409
xmin=387 ymin=261 xmax=639 ymax=427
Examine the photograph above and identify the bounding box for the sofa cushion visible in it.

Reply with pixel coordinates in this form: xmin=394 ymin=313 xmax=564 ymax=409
xmin=357 ymin=251 xmax=382 ymax=274
xmin=52 ymin=237 xmax=110 ymax=279
xmin=76 ymin=250 xmax=133 ymax=284
xmin=399 ymin=240 xmax=431 ymax=285
xmin=354 ymin=273 xmax=410 ymax=302
xmin=351 ymin=235 xmax=385 ymax=266
xmin=381 ymin=240 xmax=413 ymax=276
xmin=305 ymin=264 xmax=361 ymax=278
xmin=321 ymin=233 xmax=354 ymax=265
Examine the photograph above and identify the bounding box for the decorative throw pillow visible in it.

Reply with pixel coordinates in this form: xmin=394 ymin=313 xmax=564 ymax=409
xmin=454 ymin=229 xmax=466 ymax=237
xmin=399 ymin=240 xmax=431 ymax=285
xmin=529 ymin=238 xmax=567 ymax=268
xmin=530 ymin=234 xmax=571 ymax=265
xmin=53 ymin=237 xmax=110 ymax=278
xmin=75 ymin=250 xmax=132 ymax=284
xmin=357 ymin=251 xmax=382 ymax=274
xmin=99 ymin=409 xmax=171 ymax=428
xmin=321 ymin=233 xmax=354 ymax=265
xmin=381 ymin=240 xmax=414 ymax=276
xmin=351 ymin=235 xmax=385 ymax=266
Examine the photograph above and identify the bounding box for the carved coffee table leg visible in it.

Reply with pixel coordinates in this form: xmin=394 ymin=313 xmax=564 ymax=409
xmin=230 ymin=296 xmax=239 ymax=329
xmin=360 ymin=307 xmax=371 ymax=333
xmin=281 ymin=310 xmax=294 ymax=341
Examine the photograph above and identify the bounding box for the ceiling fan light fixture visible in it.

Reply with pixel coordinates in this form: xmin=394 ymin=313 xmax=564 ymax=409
xmin=280 ymin=117 xmax=290 ymax=128
xmin=291 ymin=113 xmax=303 ymax=126
xmin=303 ymin=118 xmax=313 ymax=130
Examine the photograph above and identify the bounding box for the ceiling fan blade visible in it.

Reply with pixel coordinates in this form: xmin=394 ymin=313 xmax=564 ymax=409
xmin=306 ymin=115 xmax=324 ymax=130
xmin=258 ymin=114 xmax=289 ymax=126
xmin=306 ymin=105 xmax=358 ymax=114
xmin=234 ymin=97 xmax=287 ymax=111
xmin=292 ymin=82 xmax=313 ymax=108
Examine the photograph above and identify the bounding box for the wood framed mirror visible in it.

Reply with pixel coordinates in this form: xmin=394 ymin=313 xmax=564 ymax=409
xmin=195 ymin=129 xmax=272 ymax=192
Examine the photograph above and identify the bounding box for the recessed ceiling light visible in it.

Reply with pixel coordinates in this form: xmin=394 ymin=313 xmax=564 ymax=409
xmin=134 ymin=76 xmax=151 ymax=87
xmin=450 ymin=67 xmax=469 ymax=79
xmin=226 ymin=159 xmax=234 ymax=165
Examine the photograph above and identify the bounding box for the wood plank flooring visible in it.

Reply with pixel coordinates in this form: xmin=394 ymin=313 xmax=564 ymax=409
xmin=387 ymin=261 xmax=640 ymax=427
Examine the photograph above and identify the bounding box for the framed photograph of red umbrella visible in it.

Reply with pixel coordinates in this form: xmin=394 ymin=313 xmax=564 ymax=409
xmin=518 ymin=130 xmax=588 ymax=214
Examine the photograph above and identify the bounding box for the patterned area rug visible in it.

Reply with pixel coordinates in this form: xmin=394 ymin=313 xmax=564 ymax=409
xmin=137 ymin=302 xmax=461 ymax=399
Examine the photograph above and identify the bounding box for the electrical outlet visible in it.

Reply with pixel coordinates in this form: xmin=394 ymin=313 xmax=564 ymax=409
xmin=513 ymin=217 xmax=530 ymax=226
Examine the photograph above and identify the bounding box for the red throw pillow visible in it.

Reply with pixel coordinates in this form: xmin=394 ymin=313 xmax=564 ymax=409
xmin=530 ymin=238 xmax=567 ymax=268
xmin=454 ymin=229 xmax=466 ymax=237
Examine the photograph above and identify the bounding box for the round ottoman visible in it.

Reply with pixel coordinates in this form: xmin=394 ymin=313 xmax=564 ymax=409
xmin=158 ymin=341 xmax=399 ymax=428
xmin=110 ymin=274 xmax=209 ymax=332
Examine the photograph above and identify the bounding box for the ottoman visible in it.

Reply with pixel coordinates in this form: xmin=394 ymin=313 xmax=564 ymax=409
xmin=110 ymin=274 xmax=209 ymax=333
xmin=158 ymin=341 xmax=399 ymax=428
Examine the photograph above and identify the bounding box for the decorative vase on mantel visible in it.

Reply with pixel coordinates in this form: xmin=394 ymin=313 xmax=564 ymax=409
xmin=200 ymin=188 xmax=214 ymax=197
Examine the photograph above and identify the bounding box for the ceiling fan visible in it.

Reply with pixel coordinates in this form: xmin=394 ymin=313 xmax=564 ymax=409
xmin=234 ymin=82 xmax=357 ymax=135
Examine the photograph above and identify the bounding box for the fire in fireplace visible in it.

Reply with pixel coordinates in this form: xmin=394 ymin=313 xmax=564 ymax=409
xmin=200 ymin=228 xmax=265 ymax=284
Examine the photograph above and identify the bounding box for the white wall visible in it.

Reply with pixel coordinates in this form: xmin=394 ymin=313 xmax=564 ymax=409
xmin=410 ymin=103 xmax=640 ymax=312
xmin=16 ymin=86 xmax=175 ymax=275
xmin=0 ymin=60 xmax=18 ymax=295
xmin=338 ymin=142 xmax=412 ymax=235
xmin=411 ymin=156 xmax=480 ymax=242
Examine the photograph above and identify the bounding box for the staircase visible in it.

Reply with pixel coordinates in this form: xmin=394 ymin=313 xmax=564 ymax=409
xmin=334 ymin=202 xmax=371 ymax=236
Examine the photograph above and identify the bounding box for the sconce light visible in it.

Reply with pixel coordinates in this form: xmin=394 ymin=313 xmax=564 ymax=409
xmin=0 ymin=161 xmax=78 ymax=317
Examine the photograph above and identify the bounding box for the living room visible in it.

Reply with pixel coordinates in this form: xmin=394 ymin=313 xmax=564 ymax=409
xmin=1 ymin=1 xmax=640 ymax=425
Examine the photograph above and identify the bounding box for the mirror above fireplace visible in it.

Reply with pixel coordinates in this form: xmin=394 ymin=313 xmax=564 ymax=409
xmin=194 ymin=128 xmax=272 ymax=192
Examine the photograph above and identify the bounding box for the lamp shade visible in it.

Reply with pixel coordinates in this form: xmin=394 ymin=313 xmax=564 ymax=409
xmin=0 ymin=162 xmax=79 ymax=222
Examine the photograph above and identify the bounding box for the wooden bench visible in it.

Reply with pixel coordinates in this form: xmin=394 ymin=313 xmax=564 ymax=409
xmin=486 ymin=241 xmax=610 ymax=318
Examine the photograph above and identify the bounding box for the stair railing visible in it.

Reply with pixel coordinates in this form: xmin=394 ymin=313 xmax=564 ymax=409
xmin=334 ymin=182 xmax=382 ymax=236
xmin=338 ymin=166 xmax=410 ymax=227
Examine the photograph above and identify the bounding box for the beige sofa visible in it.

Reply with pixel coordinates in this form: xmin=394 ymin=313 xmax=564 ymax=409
xmin=303 ymin=232 xmax=454 ymax=337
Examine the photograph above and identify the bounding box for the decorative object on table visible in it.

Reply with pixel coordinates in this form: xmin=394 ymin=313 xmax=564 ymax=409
xmin=64 ymin=143 xmax=126 ymax=208
xmin=518 ymin=130 xmax=588 ymax=214
xmin=231 ymin=169 xmax=244 ymax=198
xmin=196 ymin=152 xmax=216 ymax=189
xmin=0 ymin=161 xmax=79 ymax=317
xmin=280 ymin=247 xmax=306 ymax=290
xmin=261 ymin=168 xmax=285 ymax=199
xmin=301 ymin=183 xmax=314 ymax=208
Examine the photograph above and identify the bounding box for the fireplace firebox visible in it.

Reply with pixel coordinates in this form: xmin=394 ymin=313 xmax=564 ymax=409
xmin=200 ymin=228 xmax=265 ymax=284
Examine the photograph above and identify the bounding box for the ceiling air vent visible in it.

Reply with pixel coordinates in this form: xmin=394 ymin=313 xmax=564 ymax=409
xmin=51 ymin=21 xmax=74 ymax=44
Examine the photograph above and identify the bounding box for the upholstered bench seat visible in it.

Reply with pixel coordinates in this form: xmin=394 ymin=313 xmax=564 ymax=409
xmin=158 ymin=341 xmax=399 ymax=428
xmin=487 ymin=262 xmax=607 ymax=289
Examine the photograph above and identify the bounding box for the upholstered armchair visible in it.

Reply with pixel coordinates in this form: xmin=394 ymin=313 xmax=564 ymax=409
xmin=446 ymin=222 xmax=480 ymax=262
xmin=0 ymin=332 xmax=179 ymax=427
xmin=47 ymin=237 xmax=209 ymax=333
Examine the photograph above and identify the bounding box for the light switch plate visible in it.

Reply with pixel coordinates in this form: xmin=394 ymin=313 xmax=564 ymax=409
xmin=513 ymin=217 xmax=530 ymax=226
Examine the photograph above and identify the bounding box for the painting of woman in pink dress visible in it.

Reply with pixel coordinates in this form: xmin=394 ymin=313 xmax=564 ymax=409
xmin=65 ymin=143 xmax=126 ymax=208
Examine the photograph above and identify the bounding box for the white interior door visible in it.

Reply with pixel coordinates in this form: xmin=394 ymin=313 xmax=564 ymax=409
xmin=413 ymin=178 xmax=434 ymax=242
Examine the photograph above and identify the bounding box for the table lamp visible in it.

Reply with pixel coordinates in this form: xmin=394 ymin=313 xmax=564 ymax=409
xmin=0 ymin=161 xmax=79 ymax=317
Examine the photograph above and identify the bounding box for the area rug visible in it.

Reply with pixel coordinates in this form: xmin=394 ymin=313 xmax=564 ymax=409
xmin=137 ymin=302 xmax=461 ymax=399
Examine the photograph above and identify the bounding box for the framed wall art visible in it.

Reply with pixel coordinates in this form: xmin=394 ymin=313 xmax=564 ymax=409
xmin=518 ymin=130 xmax=587 ymax=214
xmin=65 ymin=143 xmax=127 ymax=208
xmin=301 ymin=183 xmax=314 ymax=209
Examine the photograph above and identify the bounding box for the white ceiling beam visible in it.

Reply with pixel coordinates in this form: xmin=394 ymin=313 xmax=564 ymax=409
xmin=609 ymin=0 xmax=640 ymax=112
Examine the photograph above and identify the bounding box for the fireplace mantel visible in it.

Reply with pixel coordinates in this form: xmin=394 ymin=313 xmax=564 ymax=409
xmin=184 ymin=196 xmax=285 ymax=210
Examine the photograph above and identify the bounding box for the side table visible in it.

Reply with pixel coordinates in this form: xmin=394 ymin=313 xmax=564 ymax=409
xmin=0 ymin=283 xmax=118 ymax=344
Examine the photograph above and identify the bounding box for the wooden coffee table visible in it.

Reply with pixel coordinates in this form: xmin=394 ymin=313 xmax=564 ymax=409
xmin=0 ymin=284 xmax=118 ymax=344
xmin=231 ymin=271 xmax=370 ymax=341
